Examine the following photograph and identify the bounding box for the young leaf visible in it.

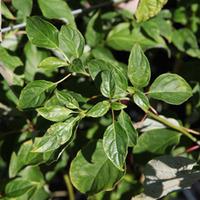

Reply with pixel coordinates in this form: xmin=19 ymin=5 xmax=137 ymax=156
xmin=38 ymin=57 xmax=68 ymax=70
xmin=18 ymin=80 xmax=56 ymax=109
xmin=26 ymin=16 xmax=59 ymax=49
xmin=133 ymin=90 xmax=150 ymax=112
xmin=55 ymin=90 xmax=80 ymax=109
xmin=86 ymin=101 xmax=110 ymax=118
xmin=38 ymin=0 xmax=75 ymax=26
xmin=70 ymin=140 xmax=124 ymax=195
xmin=103 ymin=122 xmax=128 ymax=170
xmin=59 ymin=25 xmax=85 ymax=60
xmin=128 ymin=44 xmax=151 ymax=88
xmin=118 ymin=110 xmax=138 ymax=147
xmin=37 ymin=106 xmax=73 ymax=122
xmin=100 ymin=71 xmax=115 ymax=98
xmin=136 ymin=0 xmax=168 ymax=22
xmin=149 ymin=73 xmax=193 ymax=105
xmin=33 ymin=117 xmax=78 ymax=153
xmin=111 ymin=102 xmax=127 ymax=111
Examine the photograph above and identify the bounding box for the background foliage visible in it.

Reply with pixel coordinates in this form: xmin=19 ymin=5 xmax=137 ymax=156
xmin=0 ymin=0 xmax=200 ymax=199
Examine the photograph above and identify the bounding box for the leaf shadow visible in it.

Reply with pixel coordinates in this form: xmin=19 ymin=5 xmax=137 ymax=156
xmin=81 ymin=140 xmax=98 ymax=163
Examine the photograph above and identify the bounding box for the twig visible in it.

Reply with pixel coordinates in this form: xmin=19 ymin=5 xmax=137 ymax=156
xmin=55 ymin=73 xmax=71 ymax=85
xmin=1 ymin=0 xmax=125 ymax=33
xmin=147 ymin=111 xmax=198 ymax=143
xmin=63 ymin=174 xmax=75 ymax=200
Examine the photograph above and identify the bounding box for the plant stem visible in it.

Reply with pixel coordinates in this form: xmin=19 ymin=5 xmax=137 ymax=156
xmin=55 ymin=74 xmax=71 ymax=85
xmin=147 ymin=111 xmax=198 ymax=143
xmin=63 ymin=174 xmax=75 ymax=200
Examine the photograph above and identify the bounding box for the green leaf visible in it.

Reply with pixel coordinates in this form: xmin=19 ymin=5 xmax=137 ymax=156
xmin=128 ymin=44 xmax=151 ymax=88
xmin=37 ymin=106 xmax=73 ymax=122
xmin=111 ymin=102 xmax=127 ymax=111
xmin=172 ymin=28 xmax=200 ymax=58
xmin=18 ymin=80 xmax=56 ymax=109
xmin=143 ymin=156 xmax=200 ymax=199
xmin=6 ymin=166 xmax=48 ymax=199
xmin=100 ymin=71 xmax=116 ymax=98
xmin=12 ymin=0 xmax=32 ymax=20
xmin=136 ymin=0 xmax=168 ymax=22
xmin=149 ymin=73 xmax=193 ymax=105
xmin=38 ymin=57 xmax=68 ymax=70
xmin=24 ymin=42 xmax=49 ymax=81
xmin=59 ymin=25 xmax=85 ymax=60
xmin=2 ymin=1 xmax=15 ymax=20
xmin=106 ymin=23 xmax=159 ymax=51
xmin=26 ymin=16 xmax=59 ymax=49
xmin=87 ymin=59 xmax=109 ymax=80
xmin=70 ymin=140 xmax=124 ymax=195
xmin=33 ymin=117 xmax=78 ymax=152
xmin=103 ymin=122 xmax=128 ymax=170
xmin=87 ymin=101 xmax=110 ymax=118
xmin=133 ymin=90 xmax=150 ymax=112
xmin=0 ymin=45 xmax=22 ymax=70
xmin=85 ymin=12 xmax=103 ymax=47
xmin=118 ymin=110 xmax=138 ymax=147
xmin=70 ymin=58 xmax=87 ymax=75
xmin=134 ymin=129 xmax=180 ymax=155
xmin=0 ymin=46 xmax=23 ymax=86
xmin=38 ymin=0 xmax=75 ymax=26
xmin=5 ymin=178 xmax=35 ymax=197
xmin=55 ymin=90 xmax=80 ymax=109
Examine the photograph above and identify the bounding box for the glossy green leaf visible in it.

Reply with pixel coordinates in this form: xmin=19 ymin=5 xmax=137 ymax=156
xmin=38 ymin=57 xmax=68 ymax=70
xmin=118 ymin=110 xmax=138 ymax=147
xmin=134 ymin=129 xmax=180 ymax=155
xmin=38 ymin=0 xmax=75 ymax=26
xmin=87 ymin=59 xmax=109 ymax=80
xmin=37 ymin=106 xmax=73 ymax=122
xmin=149 ymin=73 xmax=193 ymax=105
xmin=18 ymin=80 xmax=56 ymax=109
xmin=100 ymin=71 xmax=116 ymax=98
xmin=143 ymin=156 xmax=200 ymax=199
xmin=111 ymin=102 xmax=127 ymax=111
xmin=133 ymin=90 xmax=150 ymax=112
xmin=136 ymin=0 xmax=168 ymax=22
xmin=55 ymin=90 xmax=80 ymax=109
xmin=103 ymin=122 xmax=128 ymax=170
xmin=33 ymin=117 xmax=78 ymax=153
xmin=87 ymin=101 xmax=110 ymax=118
xmin=59 ymin=25 xmax=85 ymax=60
xmin=70 ymin=140 xmax=124 ymax=195
xmin=26 ymin=16 xmax=59 ymax=49
xmin=128 ymin=44 xmax=151 ymax=88
xmin=5 ymin=178 xmax=35 ymax=197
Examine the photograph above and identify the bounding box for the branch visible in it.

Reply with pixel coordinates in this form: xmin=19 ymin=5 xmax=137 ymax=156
xmin=1 ymin=0 xmax=126 ymax=33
